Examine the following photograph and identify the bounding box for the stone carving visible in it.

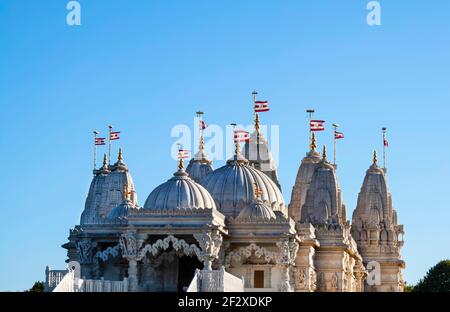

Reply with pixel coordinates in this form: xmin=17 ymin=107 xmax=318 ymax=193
xmin=276 ymin=239 xmax=299 ymax=292
xmin=331 ymin=272 xmax=339 ymax=290
xmin=94 ymin=244 xmax=120 ymax=263
xmin=76 ymin=240 xmax=93 ymax=264
xmin=318 ymin=272 xmax=326 ymax=291
xmin=194 ymin=230 xmax=223 ymax=270
xmin=225 ymin=243 xmax=278 ymax=268
xmin=119 ymin=232 xmax=143 ymax=260
xmin=295 ymin=268 xmax=307 ymax=289
xmin=139 ymin=235 xmax=201 ymax=259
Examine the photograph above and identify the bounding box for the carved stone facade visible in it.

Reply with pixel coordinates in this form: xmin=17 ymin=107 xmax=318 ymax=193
xmin=53 ymin=123 xmax=405 ymax=293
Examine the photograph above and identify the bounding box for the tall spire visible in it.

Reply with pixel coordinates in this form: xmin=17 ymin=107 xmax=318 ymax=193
xmin=373 ymin=148 xmax=378 ymax=164
xmin=322 ymin=145 xmax=327 ymax=162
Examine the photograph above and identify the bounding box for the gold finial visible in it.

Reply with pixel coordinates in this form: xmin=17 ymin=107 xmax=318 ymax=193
xmin=178 ymin=158 xmax=184 ymax=171
xmin=123 ymin=184 xmax=130 ymax=200
xmin=103 ymin=153 xmax=107 ymax=166
xmin=253 ymin=182 xmax=263 ymax=199
xmin=118 ymin=148 xmax=123 ymax=162
xmin=310 ymin=132 xmax=317 ymax=151
xmin=322 ymin=145 xmax=327 ymax=161
xmin=373 ymin=149 xmax=378 ymax=164
xmin=254 ymin=113 xmax=260 ymax=133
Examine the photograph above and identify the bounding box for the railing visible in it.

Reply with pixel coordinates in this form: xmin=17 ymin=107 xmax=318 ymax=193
xmin=187 ymin=267 xmax=244 ymax=292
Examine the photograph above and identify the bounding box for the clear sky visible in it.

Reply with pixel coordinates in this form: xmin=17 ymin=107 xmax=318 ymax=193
xmin=0 ymin=0 xmax=449 ymax=291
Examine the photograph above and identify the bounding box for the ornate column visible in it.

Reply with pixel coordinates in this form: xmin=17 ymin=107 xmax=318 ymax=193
xmin=276 ymin=238 xmax=299 ymax=292
xmin=119 ymin=231 xmax=144 ymax=292
xmin=194 ymin=229 xmax=223 ymax=270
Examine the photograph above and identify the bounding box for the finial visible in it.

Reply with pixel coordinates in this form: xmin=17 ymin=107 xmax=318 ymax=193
xmin=103 ymin=153 xmax=107 ymax=166
xmin=253 ymin=182 xmax=263 ymax=199
xmin=310 ymin=132 xmax=317 ymax=151
xmin=123 ymin=184 xmax=129 ymax=200
xmin=178 ymin=158 xmax=184 ymax=171
xmin=199 ymin=135 xmax=205 ymax=152
xmin=254 ymin=113 xmax=260 ymax=133
xmin=322 ymin=145 xmax=327 ymax=161
xmin=235 ymin=141 xmax=241 ymax=156
xmin=118 ymin=148 xmax=123 ymax=162
xmin=373 ymin=149 xmax=378 ymax=164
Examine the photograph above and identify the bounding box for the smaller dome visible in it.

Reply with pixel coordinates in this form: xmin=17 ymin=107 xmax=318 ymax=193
xmin=237 ymin=198 xmax=277 ymax=221
xmin=144 ymin=169 xmax=217 ymax=212
xmin=186 ymin=150 xmax=213 ymax=183
xmin=108 ymin=198 xmax=138 ymax=220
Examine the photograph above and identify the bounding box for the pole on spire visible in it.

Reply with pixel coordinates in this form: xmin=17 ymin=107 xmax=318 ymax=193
xmin=382 ymin=127 xmax=387 ymax=171
xmin=108 ymin=125 xmax=113 ymax=166
xmin=93 ymin=130 xmax=99 ymax=172
xmin=332 ymin=123 xmax=340 ymax=166
xmin=322 ymin=145 xmax=327 ymax=161
xmin=252 ymin=91 xmax=259 ymax=133
xmin=230 ymin=123 xmax=238 ymax=156
xmin=307 ymin=109 xmax=315 ymax=150
xmin=196 ymin=111 xmax=204 ymax=155
xmin=177 ymin=143 xmax=184 ymax=171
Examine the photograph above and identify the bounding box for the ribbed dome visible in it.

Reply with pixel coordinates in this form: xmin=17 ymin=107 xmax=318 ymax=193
xmin=201 ymin=153 xmax=286 ymax=218
xmin=237 ymin=198 xmax=277 ymax=221
xmin=108 ymin=198 xmax=138 ymax=220
xmin=143 ymin=169 xmax=217 ymax=211
xmin=80 ymin=152 xmax=138 ymax=225
xmin=186 ymin=149 xmax=214 ymax=183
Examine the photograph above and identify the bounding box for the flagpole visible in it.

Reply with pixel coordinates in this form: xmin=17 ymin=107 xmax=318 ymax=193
xmin=231 ymin=123 xmax=238 ymax=157
xmin=307 ymin=109 xmax=315 ymax=150
xmin=332 ymin=123 xmax=340 ymax=166
xmin=108 ymin=125 xmax=113 ymax=166
xmin=93 ymin=130 xmax=99 ymax=172
xmin=252 ymin=91 xmax=260 ymax=166
xmin=196 ymin=111 xmax=204 ymax=152
xmin=382 ymin=127 xmax=387 ymax=171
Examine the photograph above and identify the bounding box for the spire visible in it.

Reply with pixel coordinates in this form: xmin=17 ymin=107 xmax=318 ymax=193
xmin=373 ymin=148 xmax=378 ymax=164
xmin=178 ymin=158 xmax=184 ymax=171
xmin=310 ymin=132 xmax=317 ymax=151
xmin=322 ymin=145 xmax=327 ymax=162
xmin=118 ymin=148 xmax=123 ymax=162
xmin=103 ymin=154 xmax=107 ymax=166
xmin=254 ymin=113 xmax=260 ymax=133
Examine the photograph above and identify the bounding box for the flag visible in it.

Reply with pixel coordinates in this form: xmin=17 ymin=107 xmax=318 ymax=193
xmin=200 ymin=120 xmax=207 ymax=130
xmin=254 ymin=101 xmax=270 ymax=113
xmin=310 ymin=120 xmax=325 ymax=131
xmin=334 ymin=131 xmax=344 ymax=140
xmin=177 ymin=149 xmax=190 ymax=159
xmin=95 ymin=137 xmax=106 ymax=146
xmin=384 ymin=139 xmax=389 ymax=147
xmin=110 ymin=131 xmax=120 ymax=140
xmin=234 ymin=130 xmax=250 ymax=142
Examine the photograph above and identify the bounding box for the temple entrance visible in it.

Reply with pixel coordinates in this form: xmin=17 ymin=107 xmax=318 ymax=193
xmin=177 ymin=255 xmax=202 ymax=292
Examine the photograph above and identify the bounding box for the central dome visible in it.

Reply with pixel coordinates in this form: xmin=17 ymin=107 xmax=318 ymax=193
xmin=144 ymin=170 xmax=216 ymax=212
xmin=201 ymin=154 xmax=286 ymax=218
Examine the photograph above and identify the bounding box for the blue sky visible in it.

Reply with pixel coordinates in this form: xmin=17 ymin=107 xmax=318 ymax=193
xmin=0 ymin=0 xmax=449 ymax=291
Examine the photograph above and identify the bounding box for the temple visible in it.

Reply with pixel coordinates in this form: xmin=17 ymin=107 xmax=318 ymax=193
xmin=46 ymin=106 xmax=405 ymax=292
